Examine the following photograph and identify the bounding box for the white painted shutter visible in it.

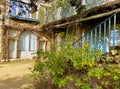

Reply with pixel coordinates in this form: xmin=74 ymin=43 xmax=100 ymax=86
xmin=19 ymin=32 xmax=29 ymax=51
xmin=19 ymin=34 xmax=23 ymax=51
xmin=25 ymin=33 xmax=29 ymax=50
xmin=30 ymin=34 xmax=37 ymax=51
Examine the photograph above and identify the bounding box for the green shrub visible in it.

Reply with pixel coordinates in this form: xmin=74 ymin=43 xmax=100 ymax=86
xmin=31 ymin=35 xmax=120 ymax=89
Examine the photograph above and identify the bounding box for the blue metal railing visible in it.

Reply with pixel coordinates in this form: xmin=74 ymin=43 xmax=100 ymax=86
xmin=73 ymin=13 xmax=119 ymax=54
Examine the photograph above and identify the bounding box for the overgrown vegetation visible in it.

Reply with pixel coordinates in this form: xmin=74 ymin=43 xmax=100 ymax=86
xmin=38 ymin=0 xmax=75 ymax=25
xmin=31 ymin=35 xmax=120 ymax=89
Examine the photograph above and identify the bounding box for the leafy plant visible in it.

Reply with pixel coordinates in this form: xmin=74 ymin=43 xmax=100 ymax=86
xmin=32 ymin=35 xmax=120 ymax=89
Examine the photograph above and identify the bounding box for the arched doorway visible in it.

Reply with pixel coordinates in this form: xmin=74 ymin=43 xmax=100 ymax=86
xmin=18 ymin=32 xmax=37 ymax=58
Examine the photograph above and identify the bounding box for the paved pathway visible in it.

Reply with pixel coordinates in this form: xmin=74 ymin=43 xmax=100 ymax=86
xmin=0 ymin=60 xmax=34 ymax=89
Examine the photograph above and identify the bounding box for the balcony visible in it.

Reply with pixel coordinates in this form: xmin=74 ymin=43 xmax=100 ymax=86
xmin=9 ymin=0 xmax=39 ymax=22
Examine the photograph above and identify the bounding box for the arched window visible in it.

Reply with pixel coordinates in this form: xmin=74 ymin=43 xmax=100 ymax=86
xmin=19 ymin=32 xmax=37 ymax=51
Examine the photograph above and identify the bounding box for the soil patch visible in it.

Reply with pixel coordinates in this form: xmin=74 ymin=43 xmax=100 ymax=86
xmin=0 ymin=60 xmax=34 ymax=89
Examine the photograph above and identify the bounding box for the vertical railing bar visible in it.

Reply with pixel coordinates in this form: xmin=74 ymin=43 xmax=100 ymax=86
xmin=83 ymin=37 xmax=85 ymax=42
xmin=91 ymin=31 xmax=93 ymax=50
xmin=95 ymin=28 xmax=97 ymax=51
xmin=85 ymin=34 xmax=87 ymax=43
xmin=117 ymin=31 xmax=119 ymax=46
xmin=87 ymin=33 xmax=89 ymax=44
xmin=86 ymin=33 xmax=88 ymax=43
xmin=90 ymin=32 xmax=93 ymax=45
xmin=75 ymin=42 xmax=77 ymax=48
xmin=80 ymin=37 xmax=83 ymax=47
xmin=80 ymin=39 xmax=82 ymax=47
xmin=99 ymin=25 xmax=101 ymax=49
xmin=104 ymin=21 xmax=106 ymax=54
xmin=108 ymin=18 xmax=111 ymax=52
xmin=113 ymin=13 xmax=116 ymax=46
xmin=73 ymin=42 xmax=77 ymax=48
xmin=87 ymin=33 xmax=90 ymax=44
